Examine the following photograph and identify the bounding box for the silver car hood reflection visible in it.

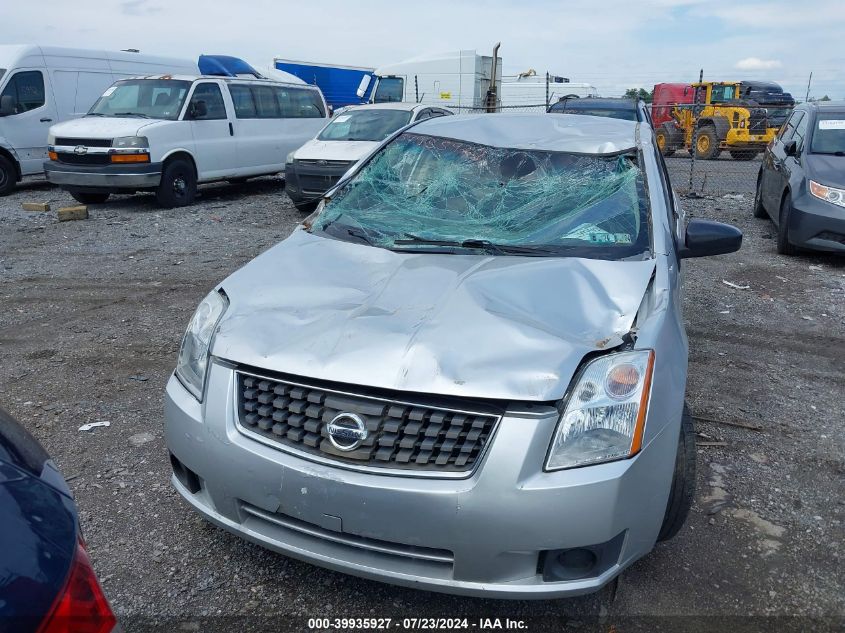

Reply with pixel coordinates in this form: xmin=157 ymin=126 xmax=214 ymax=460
xmin=213 ymin=229 xmax=656 ymax=402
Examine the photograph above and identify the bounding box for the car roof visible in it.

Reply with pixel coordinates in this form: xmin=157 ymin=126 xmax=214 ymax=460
xmin=798 ymin=100 xmax=845 ymax=112
xmin=121 ymin=74 xmax=320 ymax=89
xmin=412 ymin=112 xmax=638 ymax=154
xmin=556 ymin=97 xmax=639 ymax=109
xmin=344 ymin=102 xmax=427 ymax=112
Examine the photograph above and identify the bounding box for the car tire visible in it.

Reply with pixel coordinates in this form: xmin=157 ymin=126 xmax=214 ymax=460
xmin=753 ymin=172 xmax=768 ymax=219
xmin=70 ymin=191 xmax=110 ymax=205
xmin=776 ymin=194 xmax=796 ymax=256
xmin=294 ymin=200 xmax=319 ymax=213
xmin=694 ymin=126 xmax=720 ymax=160
xmin=729 ymin=149 xmax=759 ymax=161
xmin=156 ymin=158 xmax=197 ymax=208
xmin=657 ymin=403 xmax=696 ymax=542
xmin=0 ymin=154 xmax=16 ymax=196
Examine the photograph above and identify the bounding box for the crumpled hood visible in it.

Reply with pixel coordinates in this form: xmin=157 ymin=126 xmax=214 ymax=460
xmin=213 ymin=229 xmax=656 ymax=401
xmin=294 ymin=139 xmax=381 ymax=162
xmin=49 ymin=116 xmax=164 ymax=140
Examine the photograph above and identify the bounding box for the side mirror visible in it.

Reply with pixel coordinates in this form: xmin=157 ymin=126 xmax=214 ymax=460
xmin=783 ymin=139 xmax=798 ymax=156
xmin=0 ymin=95 xmax=15 ymax=116
xmin=679 ymin=218 xmax=742 ymax=259
xmin=188 ymin=100 xmax=207 ymax=119
xmin=356 ymin=75 xmax=371 ymax=99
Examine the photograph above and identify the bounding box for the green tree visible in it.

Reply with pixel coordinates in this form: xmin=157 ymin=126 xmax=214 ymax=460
xmin=624 ymin=87 xmax=653 ymax=103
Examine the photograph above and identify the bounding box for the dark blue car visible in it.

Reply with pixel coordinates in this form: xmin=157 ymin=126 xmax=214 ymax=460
xmin=754 ymin=101 xmax=845 ymax=255
xmin=0 ymin=407 xmax=116 ymax=633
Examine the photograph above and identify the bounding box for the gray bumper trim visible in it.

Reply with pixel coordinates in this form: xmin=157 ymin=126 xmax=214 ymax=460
xmin=44 ymin=162 xmax=162 ymax=189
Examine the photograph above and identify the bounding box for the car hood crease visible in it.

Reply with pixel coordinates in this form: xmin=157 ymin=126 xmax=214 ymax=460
xmin=213 ymin=229 xmax=656 ymax=401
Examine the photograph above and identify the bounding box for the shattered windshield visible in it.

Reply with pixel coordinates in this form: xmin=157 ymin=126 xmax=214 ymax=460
xmin=318 ymin=109 xmax=412 ymax=142
xmin=310 ymin=132 xmax=651 ymax=260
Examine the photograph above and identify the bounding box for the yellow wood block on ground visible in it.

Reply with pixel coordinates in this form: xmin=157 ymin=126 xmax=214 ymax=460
xmin=57 ymin=205 xmax=88 ymax=221
xmin=22 ymin=202 xmax=51 ymax=212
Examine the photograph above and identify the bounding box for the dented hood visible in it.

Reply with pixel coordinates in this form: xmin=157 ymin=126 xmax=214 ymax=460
xmin=213 ymin=229 xmax=656 ymax=402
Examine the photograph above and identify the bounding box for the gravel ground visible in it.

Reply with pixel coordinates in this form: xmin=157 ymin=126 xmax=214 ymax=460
xmin=1 ymin=176 xmax=843 ymax=633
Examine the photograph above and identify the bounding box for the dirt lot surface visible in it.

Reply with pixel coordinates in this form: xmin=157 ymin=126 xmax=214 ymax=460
xmin=1 ymin=176 xmax=843 ymax=632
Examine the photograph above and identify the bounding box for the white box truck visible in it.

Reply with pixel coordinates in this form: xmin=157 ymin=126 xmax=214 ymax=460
xmin=360 ymin=48 xmax=502 ymax=110
xmin=0 ymin=45 xmax=197 ymax=194
xmin=500 ymin=71 xmax=597 ymax=108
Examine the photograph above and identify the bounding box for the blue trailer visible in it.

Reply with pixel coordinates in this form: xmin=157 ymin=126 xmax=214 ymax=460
xmin=274 ymin=58 xmax=374 ymax=108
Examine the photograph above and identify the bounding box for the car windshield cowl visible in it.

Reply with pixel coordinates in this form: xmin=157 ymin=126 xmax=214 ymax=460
xmin=309 ymin=132 xmax=652 ymax=261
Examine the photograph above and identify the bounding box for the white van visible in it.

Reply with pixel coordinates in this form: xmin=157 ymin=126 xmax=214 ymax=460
xmin=0 ymin=45 xmax=197 ymax=195
xmin=44 ymin=75 xmax=328 ymax=207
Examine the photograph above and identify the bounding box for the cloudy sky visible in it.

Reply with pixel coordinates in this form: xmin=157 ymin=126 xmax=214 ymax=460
xmin=3 ymin=0 xmax=843 ymax=99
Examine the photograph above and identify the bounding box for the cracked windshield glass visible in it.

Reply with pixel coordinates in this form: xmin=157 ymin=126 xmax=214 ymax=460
xmin=311 ymin=132 xmax=651 ymax=259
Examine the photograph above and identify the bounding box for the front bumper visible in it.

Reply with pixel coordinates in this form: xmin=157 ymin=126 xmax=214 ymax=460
xmin=284 ymin=160 xmax=353 ymax=205
xmin=44 ymin=160 xmax=162 ymax=191
xmin=164 ymin=363 xmax=677 ymax=599
xmin=788 ymin=192 xmax=845 ymax=253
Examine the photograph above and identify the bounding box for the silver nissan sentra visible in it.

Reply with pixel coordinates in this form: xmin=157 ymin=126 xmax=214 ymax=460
xmin=164 ymin=113 xmax=741 ymax=599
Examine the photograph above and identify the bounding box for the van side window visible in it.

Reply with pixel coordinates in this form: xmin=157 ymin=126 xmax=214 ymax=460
xmin=792 ymin=113 xmax=809 ymax=150
xmin=228 ymin=84 xmax=257 ymax=118
xmin=276 ymin=87 xmax=325 ymax=118
xmin=252 ymin=86 xmax=280 ymax=118
xmin=188 ymin=83 xmax=227 ymax=120
xmin=778 ymin=111 xmax=803 ymax=142
xmin=0 ymin=71 xmax=45 ymax=113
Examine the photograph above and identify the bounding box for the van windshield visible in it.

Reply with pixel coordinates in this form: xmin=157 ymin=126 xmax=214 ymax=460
xmin=311 ymin=132 xmax=651 ymax=260
xmin=318 ymin=109 xmax=412 ymax=142
xmin=88 ymin=79 xmax=191 ymax=120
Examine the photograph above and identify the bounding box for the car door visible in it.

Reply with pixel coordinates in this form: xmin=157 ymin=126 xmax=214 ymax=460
xmin=183 ymin=81 xmax=236 ymax=180
xmin=762 ymin=110 xmax=802 ymax=211
xmin=0 ymin=70 xmax=58 ymax=176
xmin=780 ymin=113 xmax=810 ymax=214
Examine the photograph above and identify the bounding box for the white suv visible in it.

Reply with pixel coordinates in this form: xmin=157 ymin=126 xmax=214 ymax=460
xmin=44 ymin=75 xmax=328 ymax=207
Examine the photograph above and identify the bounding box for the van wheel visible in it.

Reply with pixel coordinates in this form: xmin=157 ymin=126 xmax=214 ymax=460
xmin=156 ymin=158 xmax=196 ymax=208
xmin=70 ymin=191 xmax=110 ymax=205
xmin=657 ymin=404 xmax=696 ymax=542
xmin=753 ymin=172 xmax=768 ymax=218
xmin=0 ymin=155 xmax=16 ymax=196
xmin=776 ymin=194 xmax=796 ymax=255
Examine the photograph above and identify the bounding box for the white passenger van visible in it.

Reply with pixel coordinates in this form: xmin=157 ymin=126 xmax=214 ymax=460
xmin=45 ymin=75 xmax=328 ymax=207
xmin=0 ymin=45 xmax=197 ymax=195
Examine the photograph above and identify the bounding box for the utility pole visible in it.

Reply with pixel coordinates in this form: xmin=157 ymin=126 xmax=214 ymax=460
xmin=688 ymin=68 xmax=704 ymax=195
xmin=805 ymin=72 xmax=813 ymax=102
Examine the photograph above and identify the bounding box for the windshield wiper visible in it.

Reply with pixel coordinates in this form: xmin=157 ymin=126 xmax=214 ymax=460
xmin=393 ymin=234 xmax=550 ymax=255
xmin=112 ymin=112 xmax=151 ymax=119
xmin=85 ymin=112 xmax=108 ymax=117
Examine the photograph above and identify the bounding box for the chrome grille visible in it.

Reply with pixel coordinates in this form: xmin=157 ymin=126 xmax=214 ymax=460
xmin=54 ymin=137 xmax=112 ymax=148
xmin=235 ymin=371 xmax=499 ymax=475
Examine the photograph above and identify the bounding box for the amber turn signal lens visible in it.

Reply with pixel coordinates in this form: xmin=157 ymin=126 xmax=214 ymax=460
xmin=110 ymin=153 xmax=150 ymax=163
xmin=48 ymin=151 xmax=58 ymax=161
xmin=605 ymin=363 xmax=640 ymax=399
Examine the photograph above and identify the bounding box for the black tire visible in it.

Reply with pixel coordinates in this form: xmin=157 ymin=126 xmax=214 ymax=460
xmin=70 ymin=191 xmax=110 ymax=205
xmin=654 ymin=125 xmax=676 ymax=157
xmin=294 ymin=200 xmax=319 ymax=213
xmin=753 ymin=172 xmax=768 ymax=219
xmin=729 ymin=149 xmax=760 ymax=161
xmin=657 ymin=404 xmax=696 ymax=542
xmin=156 ymin=158 xmax=197 ymax=208
xmin=776 ymin=194 xmax=796 ymax=255
xmin=694 ymin=125 xmax=720 ymax=160
xmin=0 ymin=154 xmax=17 ymax=196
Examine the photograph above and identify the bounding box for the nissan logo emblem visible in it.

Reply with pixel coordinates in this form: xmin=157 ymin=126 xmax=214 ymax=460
xmin=73 ymin=145 xmax=88 ymax=155
xmin=326 ymin=413 xmax=368 ymax=452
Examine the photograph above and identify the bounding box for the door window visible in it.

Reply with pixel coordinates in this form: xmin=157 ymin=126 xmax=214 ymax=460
xmin=252 ymin=85 xmax=280 ymax=118
xmin=792 ymin=113 xmax=809 ymax=151
xmin=374 ymin=77 xmax=404 ymax=103
xmin=0 ymin=71 xmax=45 ymax=113
xmin=778 ymin=111 xmax=803 ymax=141
xmin=188 ymin=83 xmax=227 ymax=120
xmin=277 ymin=87 xmax=325 ymax=118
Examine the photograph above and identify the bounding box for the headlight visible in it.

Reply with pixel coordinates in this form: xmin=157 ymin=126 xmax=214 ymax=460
xmin=546 ymin=350 xmax=654 ymax=471
xmin=286 ymin=151 xmax=296 ymax=164
xmin=175 ymin=290 xmax=228 ymax=400
xmin=112 ymin=136 xmax=149 ymax=150
xmin=809 ymin=180 xmax=845 ymax=208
